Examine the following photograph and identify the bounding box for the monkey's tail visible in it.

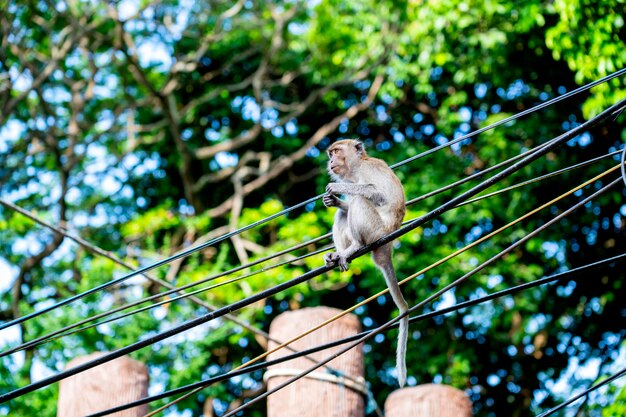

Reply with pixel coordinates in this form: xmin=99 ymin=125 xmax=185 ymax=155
xmin=385 ymin=275 xmax=409 ymax=387
xmin=373 ymin=244 xmax=409 ymax=388
xmin=397 ymin=310 xmax=408 ymax=387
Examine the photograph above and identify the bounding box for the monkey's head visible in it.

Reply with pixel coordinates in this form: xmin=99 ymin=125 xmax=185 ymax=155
xmin=327 ymin=139 xmax=366 ymax=179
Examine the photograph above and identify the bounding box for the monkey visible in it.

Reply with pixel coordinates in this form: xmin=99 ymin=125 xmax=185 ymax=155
xmin=323 ymin=139 xmax=409 ymax=387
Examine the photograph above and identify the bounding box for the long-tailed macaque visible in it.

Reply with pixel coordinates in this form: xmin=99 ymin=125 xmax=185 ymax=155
xmin=323 ymin=139 xmax=409 ymax=387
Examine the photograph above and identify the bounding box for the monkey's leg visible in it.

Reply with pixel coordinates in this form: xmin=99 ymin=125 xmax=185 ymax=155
xmin=329 ymin=197 xmax=385 ymax=271
xmin=324 ymin=209 xmax=354 ymax=269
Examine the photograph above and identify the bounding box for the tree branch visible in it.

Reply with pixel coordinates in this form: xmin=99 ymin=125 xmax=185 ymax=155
xmin=207 ymin=74 xmax=384 ymax=217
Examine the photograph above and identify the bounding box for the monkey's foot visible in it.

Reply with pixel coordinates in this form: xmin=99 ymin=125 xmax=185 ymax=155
xmin=324 ymin=252 xmax=339 ymax=267
xmin=324 ymin=252 xmax=350 ymax=272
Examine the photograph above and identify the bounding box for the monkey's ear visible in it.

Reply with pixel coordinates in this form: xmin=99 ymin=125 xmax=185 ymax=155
xmin=354 ymin=141 xmax=364 ymax=156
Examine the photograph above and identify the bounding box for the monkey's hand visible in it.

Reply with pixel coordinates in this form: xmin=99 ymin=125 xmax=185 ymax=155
xmin=325 ymin=183 xmax=341 ymax=195
xmin=323 ymin=193 xmax=341 ymax=208
xmin=324 ymin=252 xmax=350 ymax=272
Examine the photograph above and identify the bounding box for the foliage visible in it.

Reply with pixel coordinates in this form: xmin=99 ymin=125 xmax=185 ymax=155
xmin=0 ymin=0 xmax=625 ymax=416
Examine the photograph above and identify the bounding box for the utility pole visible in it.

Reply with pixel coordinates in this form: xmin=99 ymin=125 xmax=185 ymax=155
xmin=385 ymin=384 xmax=473 ymax=417
xmin=266 ymin=306 xmax=366 ymax=417
xmin=56 ymin=353 xmax=148 ymax=417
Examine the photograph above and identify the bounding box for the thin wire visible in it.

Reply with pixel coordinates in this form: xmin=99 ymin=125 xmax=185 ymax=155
xmin=0 ymin=145 xmax=570 ymax=358
xmin=0 ymin=203 xmax=362 ymax=387
xmin=6 ymin=143 xmax=620 ymax=358
xmin=460 ymin=148 xmax=623 ymax=207
xmin=621 ymin=145 xmax=626 ymax=185
xmin=0 ymin=142 xmax=582 ymax=356
xmin=405 ymin=136 xmax=554 ymax=207
xmin=3 ymin=98 xmax=625 ymax=404
xmin=391 ymin=68 xmax=626 ymax=170
xmin=354 ymin=98 xmax=626 ymax=265
xmin=4 ymin=68 xmax=625 ymax=332
xmin=143 ymin=162 xmax=623 ymax=416
xmin=408 ymin=96 xmax=626 ymax=207
xmin=0 ymin=194 xmax=321 ymax=331
xmin=86 ymin=252 xmax=626 ymax=417
xmin=0 ymin=138 xmax=551 ymax=355
xmin=253 ymin=165 xmax=622 ymax=368
xmin=220 ymin=175 xmax=624 ymax=417
xmin=0 ymin=197 xmax=334 ymax=353
xmin=0 ymin=242 xmax=332 ymax=357
xmin=536 ymin=367 xmax=626 ymax=417
xmin=5 ymin=246 xmax=332 ymax=356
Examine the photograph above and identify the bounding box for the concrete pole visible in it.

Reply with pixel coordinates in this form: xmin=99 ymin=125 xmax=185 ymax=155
xmin=385 ymin=384 xmax=473 ymax=417
xmin=266 ymin=306 xmax=365 ymax=417
xmin=56 ymin=352 xmax=149 ymax=417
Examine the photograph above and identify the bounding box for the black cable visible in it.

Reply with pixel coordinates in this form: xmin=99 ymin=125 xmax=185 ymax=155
xmin=0 ymin=201 xmax=331 ymax=356
xmin=458 ymin=148 xmax=623 ymax=207
xmin=0 ymin=246 xmax=333 ymax=357
xmin=390 ymin=67 xmax=626 ymax=170
xmin=0 ymin=200 xmax=322 ymax=356
xmin=0 ymin=139 xmax=547 ymax=356
xmin=405 ymin=134 xmax=556 ymax=207
xmin=0 ymin=134 xmax=544 ymax=351
xmin=6 ymin=144 xmax=618 ymax=359
xmin=345 ymin=98 xmax=626 ymax=268
xmin=3 ymin=138 xmax=617 ymax=361
xmin=2 ymin=98 xmax=625 ymax=404
xmin=4 ymin=69 xmax=625 ymax=333
xmin=0 ymin=267 xmax=335 ymax=403
xmin=0 ymin=194 xmax=321 ymax=332
xmin=98 ymin=159 xmax=626 ymax=414
xmin=536 ymin=367 xmax=626 ymax=417
xmin=220 ymin=176 xmax=624 ymax=417
xmin=86 ymin=252 xmax=626 ymax=417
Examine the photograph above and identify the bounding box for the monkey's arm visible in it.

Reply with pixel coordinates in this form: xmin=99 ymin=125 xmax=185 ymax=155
xmin=326 ymin=183 xmax=386 ymax=205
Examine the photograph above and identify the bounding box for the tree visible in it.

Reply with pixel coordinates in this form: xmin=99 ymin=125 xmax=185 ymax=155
xmin=1 ymin=0 xmax=624 ymax=416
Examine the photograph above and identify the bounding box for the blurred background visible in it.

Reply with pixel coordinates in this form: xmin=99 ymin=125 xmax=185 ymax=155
xmin=1 ymin=0 xmax=625 ymax=416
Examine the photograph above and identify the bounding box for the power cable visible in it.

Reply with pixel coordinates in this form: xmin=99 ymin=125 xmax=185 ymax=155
xmin=2 ymin=97 xmax=624 ymax=404
xmin=0 ymin=198 xmax=330 ymax=357
xmin=440 ymin=147 xmax=622 ymax=209
xmin=85 ymin=252 xmax=626 ymax=416
xmin=0 ymin=245 xmax=332 ymax=357
xmin=149 ymin=161 xmax=623 ymax=415
xmin=536 ymin=367 xmax=626 ymax=417
xmin=355 ymin=98 xmax=626 ymax=265
xmin=0 ymin=203 xmax=366 ymax=389
xmin=4 ymin=143 xmax=620 ymax=358
xmin=143 ymin=100 xmax=626 ymax=414
xmin=391 ymin=68 xmax=626 ymax=170
xmin=457 ymin=148 xmax=624 ymax=207
xmin=0 ymin=194 xmax=320 ymax=332
xmin=0 ymin=196 xmax=320 ymax=330
xmin=3 ymin=69 xmax=625 ymax=332
xmin=0 ymin=143 xmax=594 ymax=357
xmin=219 ymin=175 xmax=624 ymax=417
xmin=405 ymin=134 xmax=553 ymax=207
